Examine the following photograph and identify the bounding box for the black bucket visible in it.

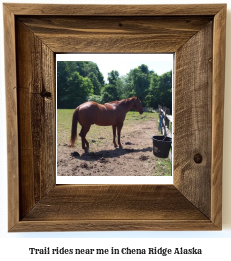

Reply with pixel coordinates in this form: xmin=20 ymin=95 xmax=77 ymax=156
xmin=152 ymin=135 xmax=172 ymax=158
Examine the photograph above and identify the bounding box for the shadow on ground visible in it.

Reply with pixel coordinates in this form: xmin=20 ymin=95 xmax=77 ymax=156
xmin=71 ymin=146 xmax=153 ymax=162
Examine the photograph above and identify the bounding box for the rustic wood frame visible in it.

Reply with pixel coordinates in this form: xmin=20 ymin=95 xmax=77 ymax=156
xmin=4 ymin=4 xmax=226 ymax=232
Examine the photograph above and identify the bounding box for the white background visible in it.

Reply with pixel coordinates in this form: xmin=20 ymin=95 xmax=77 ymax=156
xmin=0 ymin=0 xmax=231 ymax=260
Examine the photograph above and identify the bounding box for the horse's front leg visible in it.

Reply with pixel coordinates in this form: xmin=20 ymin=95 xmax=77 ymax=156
xmin=117 ymin=123 xmax=123 ymax=148
xmin=112 ymin=125 xmax=117 ymax=148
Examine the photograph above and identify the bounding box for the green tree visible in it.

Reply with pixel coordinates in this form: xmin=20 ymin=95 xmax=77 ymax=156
xmin=120 ymin=71 xmax=135 ymax=99
xmin=145 ymin=72 xmax=160 ymax=108
xmin=64 ymin=71 xmax=94 ymax=108
xmin=77 ymin=61 xmax=104 ymax=87
xmin=145 ymin=70 xmax=172 ymax=111
xmin=57 ymin=61 xmax=104 ymax=108
xmin=57 ymin=60 xmax=172 ymax=110
xmin=87 ymin=72 xmax=101 ymax=95
xmin=57 ymin=61 xmax=69 ymax=108
xmin=108 ymin=70 xmax=119 ymax=85
xmin=101 ymin=70 xmax=120 ymax=103
xmin=129 ymin=64 xmax=150 ymax=101
xmin=88 ymin=95 xmax=102 ymax=104
xmin=158 ymin=71 xmax=172 ymax=110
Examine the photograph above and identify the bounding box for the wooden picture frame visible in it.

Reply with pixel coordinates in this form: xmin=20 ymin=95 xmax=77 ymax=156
xmin=4 ymin=3 xmax=226 ymax=232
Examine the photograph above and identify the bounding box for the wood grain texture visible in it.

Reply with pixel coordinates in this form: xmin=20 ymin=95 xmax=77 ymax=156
xmin=22 ymin=185 xmax=207 ymax=221
xmin=3 ymin=4 xmax=20 ymax=231
xmin=14 ymin=185 xmax=218 ymax=232
xmin=11 ymin=220 xmax=218 ymax=232
xmin=3 ymin=3 xmax=225 ymax=16
xmin=16 ymin=19 xmax=56 ymax=219
xmin=174 ymin=22 xmax=213 ymax=218
xmin=211 ymin=5 xmax=226 ymax=228
xmin=18 ymin=16 xmax=213 ymax=53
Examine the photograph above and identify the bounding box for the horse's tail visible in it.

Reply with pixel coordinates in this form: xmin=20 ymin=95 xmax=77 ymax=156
xmin=70 ymin=107 xmax=79 ymax=147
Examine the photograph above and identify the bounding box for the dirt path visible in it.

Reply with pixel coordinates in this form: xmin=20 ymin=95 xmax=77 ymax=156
xmin=57 ymin=113 xmax=171 ymax=176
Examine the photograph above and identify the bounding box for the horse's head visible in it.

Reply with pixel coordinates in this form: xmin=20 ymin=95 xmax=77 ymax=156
xmin=133 ymin=96 xmax=143 ymax=114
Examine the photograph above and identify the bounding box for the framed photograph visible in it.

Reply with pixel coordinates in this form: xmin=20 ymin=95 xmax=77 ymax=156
xmin=4 ymin=3 xmax=226 ymax=231
xmin=56 ymin=53 xmax=174 ymax=185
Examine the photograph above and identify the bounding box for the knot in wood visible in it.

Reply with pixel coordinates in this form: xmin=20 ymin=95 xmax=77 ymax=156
xmin=40 ymin=90 xmax=52 ymax=99
xmin=194 ymin=153 xmax=202 ymax=164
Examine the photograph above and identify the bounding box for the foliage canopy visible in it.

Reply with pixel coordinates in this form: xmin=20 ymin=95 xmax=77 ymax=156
xmin=57 ymin=61 xmax=172 ymax=112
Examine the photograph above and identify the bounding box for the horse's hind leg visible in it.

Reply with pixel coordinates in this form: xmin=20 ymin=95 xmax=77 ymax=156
xmin=79 ymin=125 xmax=90 ymax=152
xmin=112 ymin=125 xmax=117 ymax=148
xmin=84 ymin=136 xmax=89 ymax=150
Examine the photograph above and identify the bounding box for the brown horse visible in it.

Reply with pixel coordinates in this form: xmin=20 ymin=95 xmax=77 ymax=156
xmin=70 ymin=96 xmax=143 ymax=152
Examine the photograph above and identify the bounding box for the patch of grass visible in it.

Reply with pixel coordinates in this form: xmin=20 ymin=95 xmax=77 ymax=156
xmin=155 ymin=158 xmax=172 ymax=176
xmin=57 ymin=109 xmax=73 ymax=145
xmin=153 ymin=112 xmax=159 ymax=127
xmin=169 ymin=121 xmax=172 ymax=134
xmin=125 ymin=111 xmax=156 ymax=122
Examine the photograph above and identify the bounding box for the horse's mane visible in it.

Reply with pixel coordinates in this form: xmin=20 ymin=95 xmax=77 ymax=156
xmin=118 ymin=97 xmax=137 ymax=103
xmin=105 ymin=97 xmax=137 ymax=106
xmin=108 ymin=100 xmax=119 ymax=104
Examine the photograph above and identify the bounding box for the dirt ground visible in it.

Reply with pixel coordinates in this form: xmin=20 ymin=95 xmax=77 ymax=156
xmin=57 ymin=113 xmax=171 ymax=176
